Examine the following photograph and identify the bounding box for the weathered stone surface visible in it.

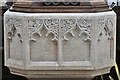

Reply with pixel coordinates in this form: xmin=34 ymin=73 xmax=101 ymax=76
xmin=4 ymin=10 xmax=116 ymax=78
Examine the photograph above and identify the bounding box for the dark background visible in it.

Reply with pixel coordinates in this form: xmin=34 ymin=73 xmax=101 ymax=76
xmin=1 ymin=2 xmax=120 ymax=80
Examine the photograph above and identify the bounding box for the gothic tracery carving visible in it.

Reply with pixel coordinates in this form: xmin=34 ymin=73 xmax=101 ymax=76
xmin=60 ymin=19 xmax=76 ymax=41
xmin=97 ymin=17 xmax=114 ymax=41
xmin=6 ymin=17 xmax=114 ymax=43
xmin=28 ymin=19 xmax=43 ymax=33
xmin=28 ymin=19 xmax=43 ymax=41
xmin=44 ymin=19 xmax=77 ymax=41
xmin=105 ymin=18 xmax=114 ymax=39
xmin=6 ymin=18 xmax=92 ymax=43
xmin=44 ymin=19 xmax=59 ymax=41
xmin=5 ymin=18 xmax=23 ymax=42
xmin=77 ymin=19 xmax=92 ymax=42
xmin=28 ymin=18 xmax=91 ymax=42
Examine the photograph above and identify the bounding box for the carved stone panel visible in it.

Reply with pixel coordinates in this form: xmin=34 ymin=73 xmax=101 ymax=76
xmin=25 ymin=17 xmax=92 ymax=66
xmin=5 ymin=17 xmax=23 ymax=60
xmin=96 ymin=16 xmax=115 ymax=68
xmin=4 ymin=11 xmax=116 ymax=78
xmin=62 ymin=19 xmax=92 ymax=61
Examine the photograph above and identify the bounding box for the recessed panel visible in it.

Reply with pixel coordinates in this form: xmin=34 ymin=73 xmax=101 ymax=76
xmin=30 ymin=27 xmax=57 ymax=61
xmin=63 ymin=26 xmax=90 ymax=61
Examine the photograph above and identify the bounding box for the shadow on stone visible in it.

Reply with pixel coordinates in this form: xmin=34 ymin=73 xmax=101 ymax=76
xmin=2 ymin=66 xmax=28 ymax=80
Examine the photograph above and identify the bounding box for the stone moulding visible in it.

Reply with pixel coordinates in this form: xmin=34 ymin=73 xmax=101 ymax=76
xmin=4 ymin=10 xmax=116 ymax=78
